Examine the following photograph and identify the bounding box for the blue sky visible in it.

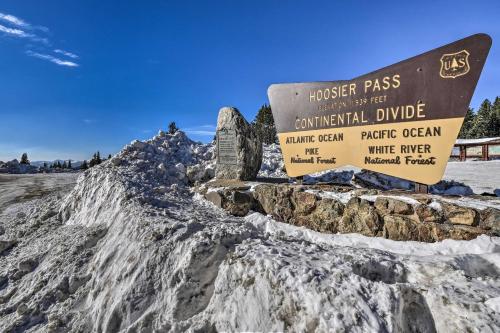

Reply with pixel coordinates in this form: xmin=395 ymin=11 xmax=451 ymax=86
xmin=0 ymin=0 xmax=499 ymax=161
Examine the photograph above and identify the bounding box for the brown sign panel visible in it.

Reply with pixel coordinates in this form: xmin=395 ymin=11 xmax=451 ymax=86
xmin=268 ymin=34 xmax=491 ymax=184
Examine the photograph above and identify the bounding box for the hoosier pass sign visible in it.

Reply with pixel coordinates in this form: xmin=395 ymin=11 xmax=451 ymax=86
xmin=268 ymin=34 xmax=491 ymax=184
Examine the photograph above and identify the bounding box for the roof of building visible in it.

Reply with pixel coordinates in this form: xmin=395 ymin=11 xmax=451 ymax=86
xmin=455 ymin=137 xmax=500 ymax=146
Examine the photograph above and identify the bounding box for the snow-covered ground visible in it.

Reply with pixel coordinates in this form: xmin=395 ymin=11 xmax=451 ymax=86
xmin=443 ymin=160 xmax=500 ymax=194
xmin=0 ymin=173 xmax=78 ymax=213
xmin=0 ymin=132 xmax=499 ymax=332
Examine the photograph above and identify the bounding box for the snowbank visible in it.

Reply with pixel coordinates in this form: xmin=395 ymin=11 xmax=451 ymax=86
xmin=1 ymin=131 xmax=499 ymax=332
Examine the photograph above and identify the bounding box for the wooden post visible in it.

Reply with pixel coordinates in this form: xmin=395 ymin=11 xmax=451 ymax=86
xmin=482 ymin=144 xmax=489 ymax=161
xmin=459 ymin=145 xmax=467 ymax=161
xmin=415 ymin=182 xmax=429 ymax=194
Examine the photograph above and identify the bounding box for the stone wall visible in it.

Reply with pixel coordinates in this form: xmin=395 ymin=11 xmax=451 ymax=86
xmin=201 ymin=183 xmax=500 ymax=242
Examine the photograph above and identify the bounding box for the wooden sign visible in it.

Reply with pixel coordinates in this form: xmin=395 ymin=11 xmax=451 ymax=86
xmin=267 ymin=34 xmax=491 ymax=184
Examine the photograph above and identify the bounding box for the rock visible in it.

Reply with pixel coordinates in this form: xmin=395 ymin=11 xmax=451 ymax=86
xmin=410 ymin=194 xmax=432 ymax=205
xmin=293 ymin=191 xmax=318 ymax=215
xmin=383 ymin=215 xmax=416 ymax=241
xmin=308 ymin=198 xmax=344 ymax=233
xmin=383 ymin=215 xmax=434 ymax=242
xmin=374 ymin=197 xmax=414 ymax=215
xmin=338 ymin=198 xmax=382 ymax=237
xmin=0 ymin=225 xmax=4 ymax=235
xmin=272 ymin=186 xmax=295 ymax=222
xmin=222 ymin=190 xmax=254 ymax=217
xmin=215 ymin=107 xmax=262 ymax=180
xmin=18 ymin=258 xmax=38 ymax=272
xmin=441 ymin=202 xmax=479 ymax=226
xmin=447 ymin=225 xmax=484 ymax=241
xmin=253 ymin=184 xmax=278 ymax=215
xmin=415 ymin=204 xmax=443 ymax=223
xmin=431 ymin=180 xmax=474 ymax=196
xmin=0 ymin=239 xmax=17 ymax=254
xmin=479 ymin=208 xmax=500 ymax=235
xmin=16 ymin=303 xmax=29 ymax=316
xmin=205 ymin=191 xmax=223 ymax=208
xmin=204 ymin=188 xmax=255 ymax=216
xmin=351 ymin=188 xmax=379 ymax=197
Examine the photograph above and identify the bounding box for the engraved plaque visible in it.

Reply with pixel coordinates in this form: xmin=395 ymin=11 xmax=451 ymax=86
xmin=217 ymin=129 xmax=237 ymax=165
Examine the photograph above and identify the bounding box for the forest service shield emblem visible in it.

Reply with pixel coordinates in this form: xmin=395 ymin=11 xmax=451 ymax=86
xmin=440 ymin=50 xmax=470 ymax=78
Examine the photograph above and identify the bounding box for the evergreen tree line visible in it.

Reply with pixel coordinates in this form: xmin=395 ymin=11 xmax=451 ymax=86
xmin=459 ymin=97 xmax=500 ymax=139
xmin=80 ymin=152 xmax=112 ymax=170
xmin=48 ymin=160 xmax=72 ymax=169
xmin=252 ymin=104 xmax=278 ymax=144
xmin=15 ymin=151 xmax=113 ymax=171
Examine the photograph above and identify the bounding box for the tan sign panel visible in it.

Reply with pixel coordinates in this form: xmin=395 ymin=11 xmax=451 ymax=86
xmin=268 ymin=34 xmax=491 ymax=184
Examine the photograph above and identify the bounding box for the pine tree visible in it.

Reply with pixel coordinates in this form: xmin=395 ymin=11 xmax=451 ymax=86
xmin=20 ymin=153 xmax=30 ymax=164
xmin=168 ymin=122 xmax=179 ymax=134
xmin=62 ymin=161 xmax=68 ymax=169
xmin=458 ymin=107 xmax=475 ymax=139
xmin=470 ymin=99 xmax=493 ymax=138
xmin=252 ymin=104 xmax=277 ymax=144
xmin=108 ymin=154 xmax=112 ymax=160
xmin=81 ymin=160 xmax=88 ymax=170
xmin=96 ymin=151 xmax=101 ymax=164
xmin=492 ymin=96 xmax=500 ymax=137
xmin=89 ymin=153 xmax=96 ymax=167
xmin=57 ymin=161 xmax=62 ymax=168
xmin=68 ymin=160 xmax=72 ymax=169
xmin=43 ymin=162 xmax=47 ymax=169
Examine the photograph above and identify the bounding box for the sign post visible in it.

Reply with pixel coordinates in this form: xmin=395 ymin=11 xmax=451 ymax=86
xmin=268 ymin=34 xmax=491 ymax=185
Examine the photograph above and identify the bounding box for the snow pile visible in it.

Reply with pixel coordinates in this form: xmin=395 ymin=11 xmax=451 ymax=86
xmin=112 ymin=130 xmax=214 ymax=187
xmin=355 ymin=170 xmax=474 ymax=195
xmin=303 ymin=169 xmax=354 ymax=185
xmin=258 ymin=143 xmax=287 ymax=178
xmin=0 ymin=159 xmax=39 ymax=174
xmin=1 ymin=131 xmax=500 ymax=332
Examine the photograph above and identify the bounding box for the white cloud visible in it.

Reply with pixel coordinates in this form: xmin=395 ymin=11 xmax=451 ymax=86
xmin=0 ymin=12 xmax=78 ymax=67
xmin=83 ymin=119 xmax=95 ymax=124
xmin=0 ymin=12 xmax=48 ymax=32
xmin=0 ymin=13 xmax=29 ymax=28
xmin=0 ymin=23 xmax=32 ymax=38
xmin=54 ymin=49 xmax=79 ymax=59
xmin=26 ymin=50 xmax=79 ymax=67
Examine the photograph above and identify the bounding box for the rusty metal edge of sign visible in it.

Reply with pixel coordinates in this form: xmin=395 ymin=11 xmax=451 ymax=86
xmin=267 ymin=33 xmax=492 ymax=184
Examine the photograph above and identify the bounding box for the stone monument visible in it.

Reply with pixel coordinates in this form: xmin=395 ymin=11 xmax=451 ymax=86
xmin=215 ymin=106 xmax=262 ymax=180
